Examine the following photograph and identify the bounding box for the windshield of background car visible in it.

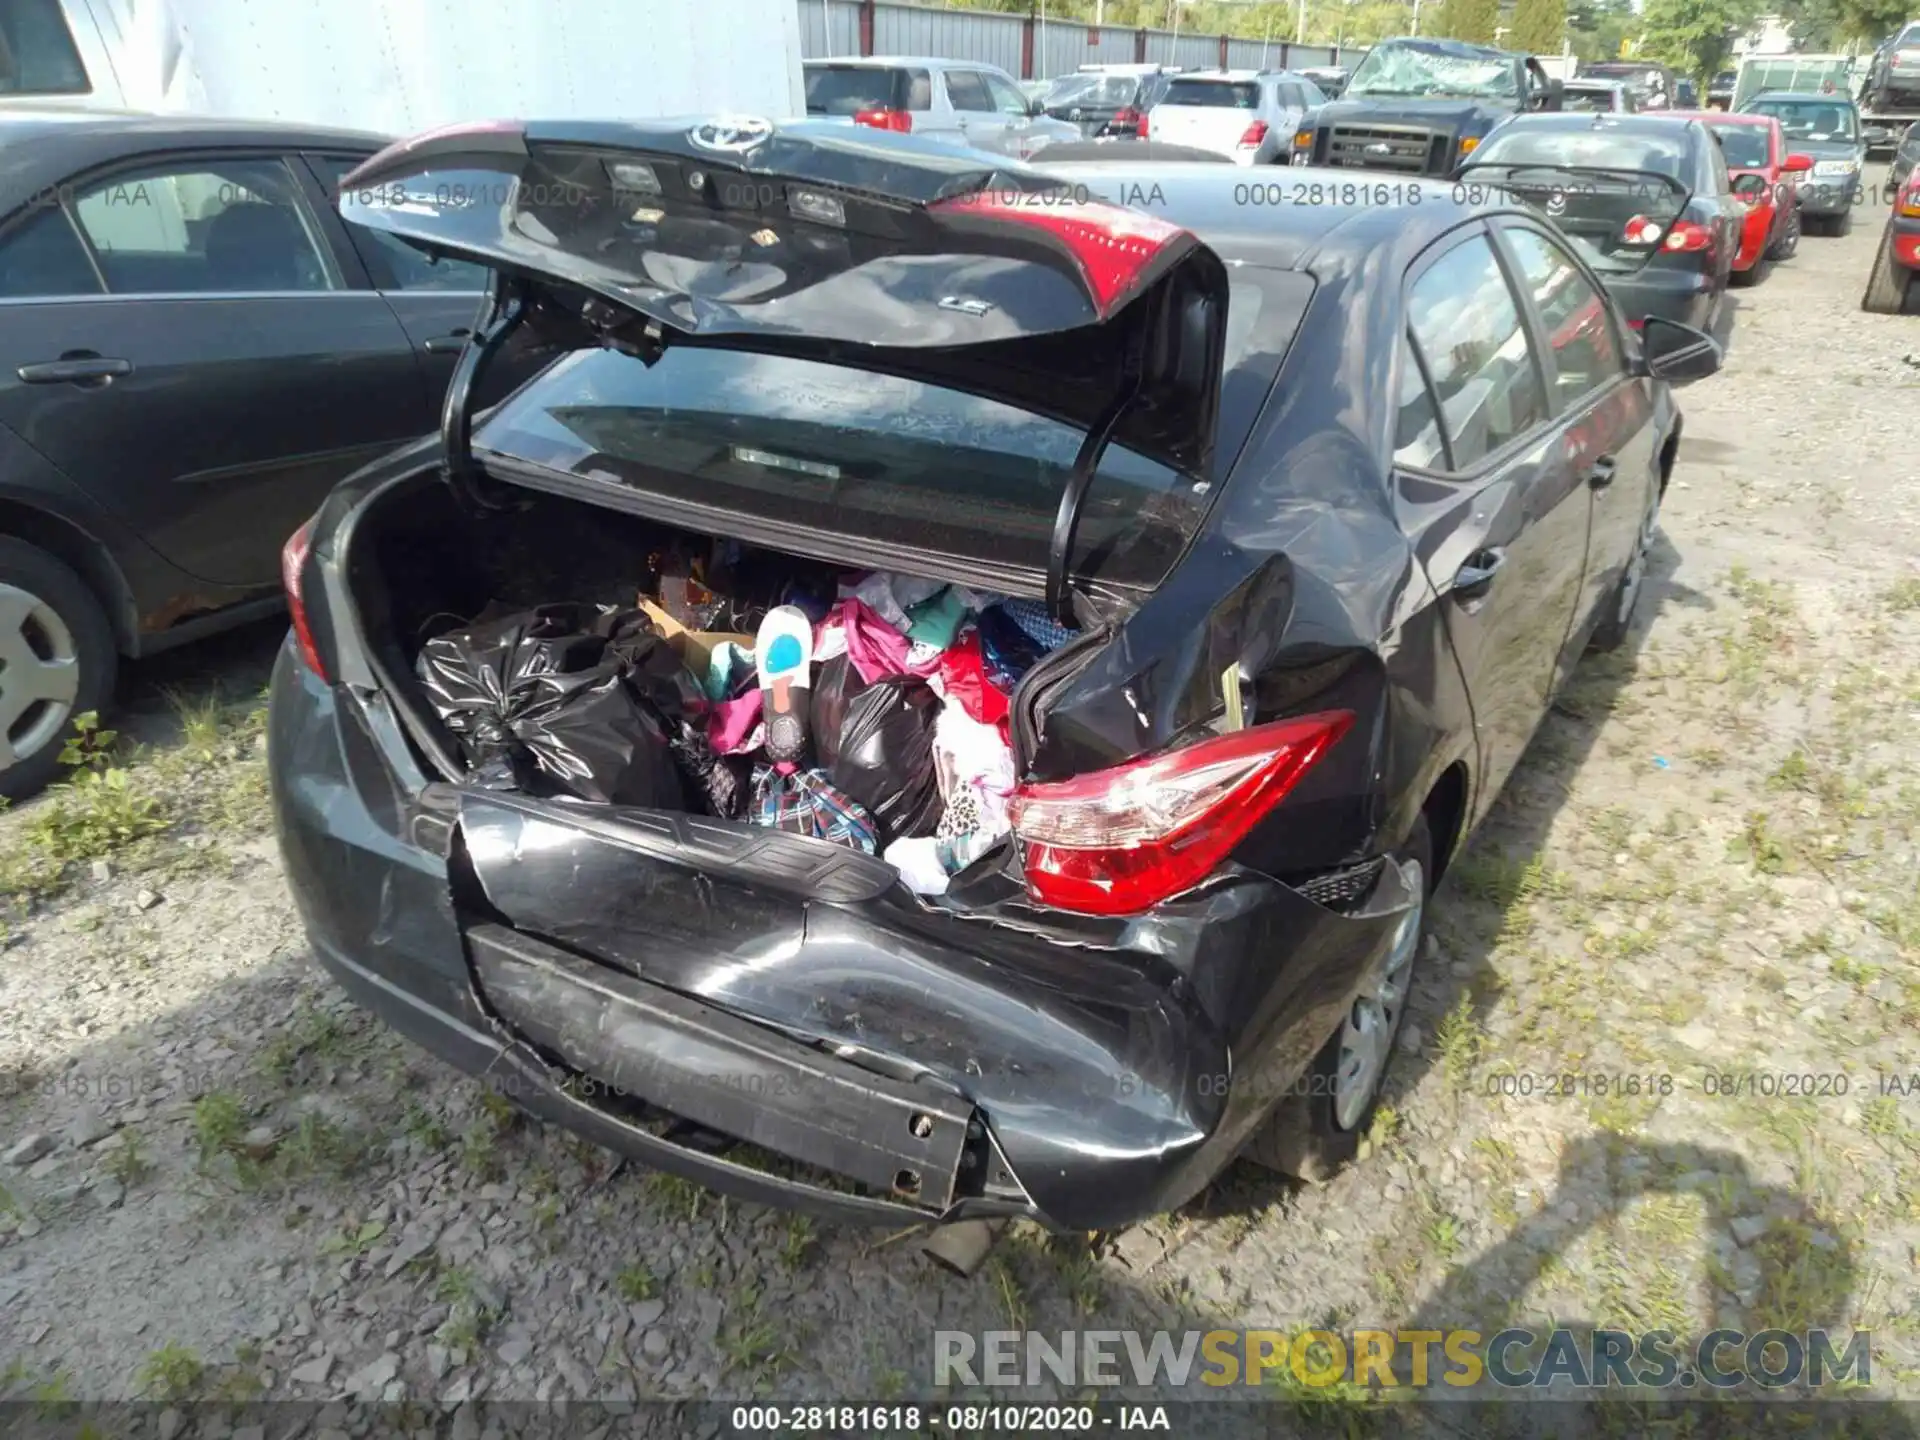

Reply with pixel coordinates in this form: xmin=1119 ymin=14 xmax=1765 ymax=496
xmin=1162 ymin=78 xmax=1260 ymax=108
xmin=1746 ymin=100 xmax=1856 ymax=141
xmin=1707 ymin=123 xmax=1770 ymax=168
xmin=1043 ymin=74 xmax=1139 ymax=107
xmin=471 ymin=271 xmax=1313 ymax=590
xmin=1563 ymin=85 xmax=1618 ymax=112
xmin=1347 ymin=44 xmax=1518 ymax=99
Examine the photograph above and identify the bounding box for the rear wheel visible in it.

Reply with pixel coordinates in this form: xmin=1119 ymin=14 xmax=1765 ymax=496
xmin=1730 ymin=253 xmax=1768 ymax=287
xmin=1765 ymin=203 xmax=1801 ymax=261
xmin=1863 ymin=218 xmax=1914 ymax=314
xmin=0 ymin=538 xmax=116 ymax=801
xmin=1241 ymin=815 xmax=1432 ymax=1183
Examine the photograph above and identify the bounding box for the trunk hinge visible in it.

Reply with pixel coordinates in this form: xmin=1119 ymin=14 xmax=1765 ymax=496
xmin=440 ymin=271 xmax=531 ymax=515
xmin=1045 ymin=331 xmax=1145 ymax=628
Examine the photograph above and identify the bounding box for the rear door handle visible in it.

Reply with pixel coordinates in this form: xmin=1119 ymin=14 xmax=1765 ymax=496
xmin=423 ymin=329 xmax=471 ymax=355
xmin=18 ymin=354 xmax=132 ymax=385
xmin=1451 ymin=547 xmax=1507 ymax=602
xmin=1585 ymin=455 xmax=1618 ymax=488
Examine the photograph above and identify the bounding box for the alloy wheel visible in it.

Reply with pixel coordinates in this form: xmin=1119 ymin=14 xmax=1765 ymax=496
xmin=1332 ymin=857 xmax=1424 ymax=1131
xmin=0 ymin=581 xmax=81 ymax=772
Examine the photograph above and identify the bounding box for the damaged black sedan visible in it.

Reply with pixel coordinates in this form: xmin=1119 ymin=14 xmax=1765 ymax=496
xmin=268 ymin=117 xmax=1720 ymax=1233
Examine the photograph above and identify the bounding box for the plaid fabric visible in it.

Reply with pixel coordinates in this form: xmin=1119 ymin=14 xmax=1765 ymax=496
xmin=997 ymin=598 xmax=1080 ymax=653
xmin=752 ymin=766 xmax=879 ymax=854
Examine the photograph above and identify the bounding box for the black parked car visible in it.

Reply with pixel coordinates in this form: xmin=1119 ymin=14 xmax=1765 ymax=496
xmin=1033 ymin=66 xmax=1174 ymax=139
xmin=270 ymin=119 xmax=1719 ymax=1233
xmin=1457 ymin=114 xmax=1742 ymax=333
xmin=0 ymin=112 xmax=549 ymax=797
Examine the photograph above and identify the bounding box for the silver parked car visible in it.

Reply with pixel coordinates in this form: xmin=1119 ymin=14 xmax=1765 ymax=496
xmin=801 ymin=56 xmax=1079 ymax=159
xmin=1145 ymin=69 xmax=1327 ymax=165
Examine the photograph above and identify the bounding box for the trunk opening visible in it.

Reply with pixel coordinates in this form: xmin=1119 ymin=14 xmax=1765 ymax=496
xmin=344 ymin=470 xmax=1120 ymax=889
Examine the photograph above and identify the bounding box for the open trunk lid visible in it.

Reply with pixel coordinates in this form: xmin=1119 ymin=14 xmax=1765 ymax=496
xmin=1454 ymin=163 xmax=1691 ymax=273
xmin=339 ymin=117 xmax=1231 ymax=478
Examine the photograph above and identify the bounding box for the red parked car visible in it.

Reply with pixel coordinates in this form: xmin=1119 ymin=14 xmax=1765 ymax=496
xmin=1863 ymin=165 xmax=1920 ymax=313
xmin=1675 ymin=111 xmax=1813 ymax=283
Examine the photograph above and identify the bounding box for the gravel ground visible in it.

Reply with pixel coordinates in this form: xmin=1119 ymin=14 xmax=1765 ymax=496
xmin=3 ymin=188 xmax=1920 ymax=1427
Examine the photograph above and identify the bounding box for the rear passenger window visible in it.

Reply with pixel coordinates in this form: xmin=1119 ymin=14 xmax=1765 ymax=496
xmin=1405 ymin=234 xmax=1548 ymax=470
xmin=1394 ymin=336 xmax=1449 ymax=470
xmin=946 ymin=71 xmax=994 ymax=113
xmin=0 ymin=207 xmax=102 ymax=297
xmin=1501 ymin=228 xmax=1625 ymax=410
xmin=311 ymin=154 xmax=486 ymax=291
xmin=71 ymin=159 xmax=335 ymax=294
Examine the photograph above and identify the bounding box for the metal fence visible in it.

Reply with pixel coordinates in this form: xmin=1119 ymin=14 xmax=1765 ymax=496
xmin=797 ymin=1 xmax=1363 ymax=79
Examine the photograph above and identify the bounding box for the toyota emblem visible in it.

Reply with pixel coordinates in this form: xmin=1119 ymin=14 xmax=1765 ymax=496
xmin=689 ymin=116 xmax=774 ymax=152
xmin=1545 ymin=192 xmax=1566 ymax=215
xmin=1365 ymin=141 xmax=1392 ymax=155
xmin=1070 ymin=108 xmax=1083 ymax=120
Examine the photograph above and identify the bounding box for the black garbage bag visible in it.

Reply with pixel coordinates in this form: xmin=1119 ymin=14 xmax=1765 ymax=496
xmin=827 ymin=676 xmax=943 ymax=843
xmin=810 ymin=653 xmax=869 ymax=772
xmin=416 ymin=603 xmax=687 ymax=809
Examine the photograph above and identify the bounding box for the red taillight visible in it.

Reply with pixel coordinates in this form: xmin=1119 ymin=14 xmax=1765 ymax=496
xmin=930 ymin=190 xmax=1193 ymax=315
xmin=1621 ymin=215 xmax=1667 ymax=246
xmin=1237 ymin=119 xmax=1270 ymax=148
xmin=1009 ymin=711 xmax=1355 ymax=916
xmin=1661 ymin=220 xmax=1713 ymax=252
xmin=1112 ymin=106 xmax=1146 ymax=136
xmin=281 ymin=519 xmax=329 ymax=682
xmin=853 ymin=107 xmax=913 ymax=133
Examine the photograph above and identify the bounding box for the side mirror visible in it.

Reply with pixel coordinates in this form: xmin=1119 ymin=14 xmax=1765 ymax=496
xmin=1637 ymin=316 xmax=1722 ymax=384
xmin=1731 ymin=173 xmax=1767 ymax=198
xmin=1783 ymin=152 xmax=1815 ymax=173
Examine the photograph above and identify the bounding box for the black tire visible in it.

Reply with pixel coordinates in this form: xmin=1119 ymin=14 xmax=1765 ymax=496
xmin=1803 ymin=211 xmax=1832 ymax=238
xmin=0 ymin=537 xmax=116 ymax=802
xmin=1835 ymin=205 xmax=1853 ymax=238
xmin=1766 ymin=203 xmax=1801 ymax=261
xmin=1730 ymin=253 xmax=1768 ymax=287
xmin=1862 ymin=218 xmax=1913 ymax=314
xmin=1241 ymin=814 xmax=1433 ymax=1183
xmin=1589 ymin=480 xmax=1660 ymax=654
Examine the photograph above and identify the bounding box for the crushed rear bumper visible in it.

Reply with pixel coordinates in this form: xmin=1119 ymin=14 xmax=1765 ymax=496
xmin=270 ymin=640 xmax=1416 ymax=1231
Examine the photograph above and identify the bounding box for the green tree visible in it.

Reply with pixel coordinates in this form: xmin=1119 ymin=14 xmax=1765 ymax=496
xmin=1567 ymin=0 xmax=1636 ymax=60
xmin=1638 ymin=0 xmax=1764 ymax=82
xmin=1434 ymin=0 xmax=1502 ymax=43
xmin=1509 ymin=0 xmax=1568 ymax=51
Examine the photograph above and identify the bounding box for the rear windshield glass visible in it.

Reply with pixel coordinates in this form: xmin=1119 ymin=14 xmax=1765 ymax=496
xmin=1470 ymin=126 xmax=1692 ymax=179
xmin=1562 ymin=86 xmax=1617 ymax=112
xmin=1745 ymin=100 xmax=1856 ymax=141
xmin=1163 ymin=79 xmax=1260 ymax=108
xmin=475 ymin=272 xmax=1313 ymax=589
xmin=1707 ymin=123 xmax=1770 ymax=168
xmin=1044 ymin=74 xmax=1139 ymax=107
xmin=804 ymin=65 xmax=906 ymax=116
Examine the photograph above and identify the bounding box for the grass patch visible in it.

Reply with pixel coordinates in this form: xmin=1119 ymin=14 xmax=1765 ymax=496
xmin=136 ymin=1343 xmax=204 ymax=1401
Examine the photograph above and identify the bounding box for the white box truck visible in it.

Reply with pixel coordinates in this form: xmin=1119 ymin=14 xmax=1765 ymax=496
xmin=0 ymin=0 xmax=805 ymax=129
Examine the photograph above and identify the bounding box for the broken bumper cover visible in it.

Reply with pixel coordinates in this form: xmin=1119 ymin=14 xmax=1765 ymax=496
xmin=270 ymin=641 xmax=1417 ymax=1230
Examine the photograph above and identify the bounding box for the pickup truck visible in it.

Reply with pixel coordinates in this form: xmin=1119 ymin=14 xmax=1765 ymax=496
xmin=1289 ymin=36 xmax=1563 ymax=175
